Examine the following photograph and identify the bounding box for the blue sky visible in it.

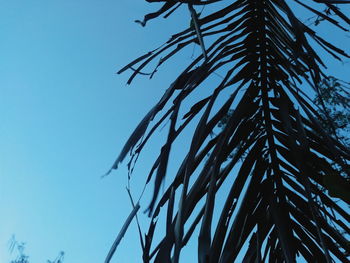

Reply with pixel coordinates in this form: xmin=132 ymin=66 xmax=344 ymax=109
xmin=0 ymin=1 xmax=183 ymax=262
xmin=0 ymin=1 xmax=349 ymax=263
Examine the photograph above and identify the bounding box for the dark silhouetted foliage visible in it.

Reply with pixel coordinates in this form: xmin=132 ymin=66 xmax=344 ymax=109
xmin=109 ymin=1 xmax=350 ymax=262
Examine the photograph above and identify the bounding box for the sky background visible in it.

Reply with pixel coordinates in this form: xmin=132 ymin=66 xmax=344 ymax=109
xmin=0 ymin=1 xmax=349 ymax=263
xmin=0 ymin=1 xmax=183 ymax=262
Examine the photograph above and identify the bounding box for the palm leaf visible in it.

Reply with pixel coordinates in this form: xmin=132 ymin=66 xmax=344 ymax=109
xmin=110 ymin=1 xmax=350 ymax=262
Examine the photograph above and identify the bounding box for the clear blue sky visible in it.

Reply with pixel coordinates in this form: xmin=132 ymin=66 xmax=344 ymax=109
xmin=0 ymin=1 xmax=187 ymax=262
xmin=0 ymin=1 xmax=349 ymax=263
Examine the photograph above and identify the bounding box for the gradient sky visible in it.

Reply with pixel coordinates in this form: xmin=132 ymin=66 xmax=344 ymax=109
xmin=0 ymin=1 xmax=349 ymax=263
xmin=0 ymin=1 xmax=183 ymax=262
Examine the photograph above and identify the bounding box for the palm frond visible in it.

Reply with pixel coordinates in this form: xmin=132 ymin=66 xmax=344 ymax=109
xmin=110 ymin=1 xmax=350 ymax=262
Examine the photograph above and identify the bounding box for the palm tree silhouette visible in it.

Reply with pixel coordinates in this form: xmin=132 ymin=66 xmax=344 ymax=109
xmin=109 ymin=1 xmax=350 ymax=262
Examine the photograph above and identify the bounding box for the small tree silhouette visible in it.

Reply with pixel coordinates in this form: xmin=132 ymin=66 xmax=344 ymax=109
xmin=8 ymin=236 xmax=64 ymax=263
